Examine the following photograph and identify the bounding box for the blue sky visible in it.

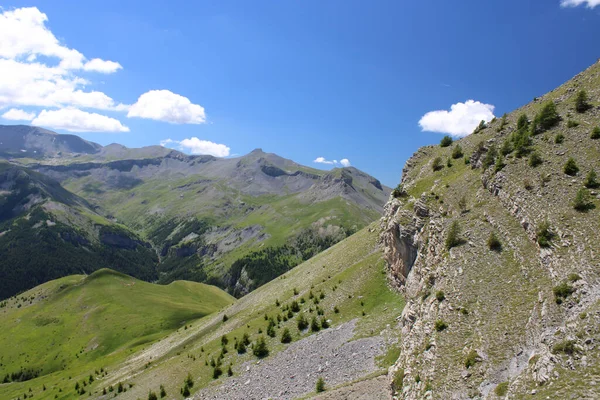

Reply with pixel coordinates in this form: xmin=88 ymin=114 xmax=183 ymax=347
xmin=1 ymin=1 xmax=599 ymax=186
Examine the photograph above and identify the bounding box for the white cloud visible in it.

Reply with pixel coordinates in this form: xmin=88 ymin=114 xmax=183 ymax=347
xmin=128 ymin=90 xmax=206 ymax=124
xmin=32 ymin=108 xmax=129 ymax=132
xmin=2 ymin=108 xmax=35 ymax=121
xmin=314 ymin=157 xmax=338 ymax=165
xmin=160 ymin=137 xmax=230 ymax=157
xmin=313 ymin=157 xmax=351 ymax=167
xmin=561 ymin=0 xmax=600 ymax=8
xmin=0 ymin=7 xmax=126 ymax=112
xmin=418 ymin=100 xmax=495 ymax=137
xmin=83 ymin=58 xmax=123 ymax=74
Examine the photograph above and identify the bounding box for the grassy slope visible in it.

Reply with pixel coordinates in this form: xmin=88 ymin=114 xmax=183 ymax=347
xmin=392 ymin=61 xmax=600 ymax=397
xmin=0 ymin=225 xmax=403 ymax=399
xmin=0 ymin=269 xmax=234 ymax=400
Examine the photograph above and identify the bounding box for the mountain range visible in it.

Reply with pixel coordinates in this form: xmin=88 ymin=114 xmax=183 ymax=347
xmin=0 ymin=126 xmax=390 ymax=298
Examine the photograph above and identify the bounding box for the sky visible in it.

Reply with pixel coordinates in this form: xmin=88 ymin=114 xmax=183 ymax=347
xmin=1 ymin=1 xmax=600 ymax=186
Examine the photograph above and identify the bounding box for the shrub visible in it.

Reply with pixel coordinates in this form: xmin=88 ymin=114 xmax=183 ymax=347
xmin=452 ymin=144 xmax=463 ymax=159
xmin=310 ymin=316 xmax=320 ymax=332
xmin=316 ymin=377 xmax=326 ymax=392
xmin=440 ymin=135 xmax=453 ymax=147
xmin=592 ymin=126 xmax=600 ymax=139
xmin=585 ymin=169 xmax=599 ymax=188
xmin=553 ymin=282 xmax=575 ymax=304
xmin=516 ymin=114 xmax=529 ymax=130
xmin=212 ymin=367 xmax=222 ymax=379
xmin=185 ymin=373 xmax=194 ymax=388
xmin=221 ymin=335 xmax=228 ymax=346
xmin=446 ymin=158 xmax=453 ymax=168
xmin=253 ymin=336 xmax=269 ymax=358
xmin=482 ymin=144 xmax=497 ymax=169
xmin=159 ymin=385 xmax=167 ymax=398
xmin=392 ymin=368 xmax=404 ymax=393
xmin=496 ymin=113 xmax=508 ymax=132
xmin=464 ymin=350 xmax=479 ymax=369
xmin=495 ymin=382 xmax=509 ymax=396
xmin=494 ymin=154 xmax=505 ymax=172
xmin=392 ymin=183 xmax=407 ymax=198
xmin=473 ymin=120 xmax=487 ymax=134
xmin=228 ymin=365 xmax=233 ymax=376
xmin=222 ymin=314 xmax=228 ymax=322
xmin=528 ymin=152 xmax=542 ymax=167
xmin=567 ymin=119 xmax=579 ymax=128
xmin=458 ymin=196 xmax=467 ymax=213
xmin=148 ymin=391 xmax=158 ymax=400
xmin=537 ymin=221 xmax=553 ymax=247
xmin=432 ymin=157 xmax=443 ymax=171
xmin=290 ymin=300 xmax=300 ymax=312
xmin=564 ymin=158 xmax=579 ymax=176
xmin=500 ymin=139 xmax=513 ymax=156
xmin=445 ymin=220 xmax=461 ymax=250
xmin=434 ymin=320 xmax=448 ymax=332
xmin=552 ymin=340 xmax=576 ymax=355
xmin=435 ymin=291 xmax=445 ymax=302
xmin=532 ymin=102 xmax=560 ymax=134
xmin=320 ymin=317 xmax=330 ymax=329
xmin=181 ymin=384 xmax=190 ymax=397
xmin=575 ymin=89 xmax=591 ymax=113
xmin=513 ymin=130 xmax=532 ymax=157
xmin=281 ymin=328 xmax=292 ymax=343
xmin=297 ymin=314 xmax=308 ymax=330
xmin=555 ymin=133 xmax=564 ymax=144
xmin=568 ymin=273 xmax=582 ymax=282
xmin=573 ymin=188 xmax=594 ymax=211
xmin=487 ymin=232 xmax=502 ymax=251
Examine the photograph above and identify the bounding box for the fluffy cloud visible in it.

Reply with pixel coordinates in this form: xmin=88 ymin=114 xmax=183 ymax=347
xmin=32 ymin=108 xmax=130 ymax=132
xmin=314 ymin=156 xmax=338 ymax=165
xmin=560 ymin=0 xmax=600 ymax=8
xmin=0 ymin=7 xmax=126 ymax=111
xmin=128 ymin=90 xmax=207 ymax=124
xmin=418 ymin=100 xmax=495 ymax=137
xmin=1 ymin=108 xmax=35 ymax=121
xmin=314 ymin=157 xmax=352 ymax=167
xmin=0 ymin=7 xmax=208 ymax=132
xmin=83 ymin=58 xmax=123 ymax=74
xmin=160 ymin=138 xmax=230 ymax=157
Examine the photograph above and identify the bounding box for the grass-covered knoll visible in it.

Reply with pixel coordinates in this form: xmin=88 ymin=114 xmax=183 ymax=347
xmin=0 ymin=269 xmax=234 ymax=400
xmin=6 ymin=225 xmax=401 ymax=399
xmin=0 ymin=163 xmax=158 ymax=299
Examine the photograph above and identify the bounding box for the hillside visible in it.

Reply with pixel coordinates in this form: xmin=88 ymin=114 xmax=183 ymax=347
xmin=0 ymin=225 xmax=403 ymax=400
xmin=0 ymin=127 xmax=391 ymax=296
xmin=0 ymin=162 xmax=157 ymax=299
xmin=381 ymin=60 xmax=600 ymax=398
xmin=0 ymin=269 xmax=234 ymax=400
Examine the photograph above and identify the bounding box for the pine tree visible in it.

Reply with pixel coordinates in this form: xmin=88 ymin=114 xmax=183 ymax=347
xmin=584 ymin=169 xmax=599 ymax=189
xmin=316 ymin=377 xmax=326 ymax=393
xmin=281 ymin=328 xmax=292 ymax=344
xmin=253 ymin=336 xmax=269 ymax=358
xmin=575 ymin=89 xmax=591 ymax=113
xmin=564 ymin=158 xmax=579 ymax=176
xmin=445 ymin=221 xmax=461 ymax=250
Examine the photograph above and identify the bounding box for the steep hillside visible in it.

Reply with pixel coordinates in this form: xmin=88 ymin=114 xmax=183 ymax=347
xmin=0 ymin=269 xmax=234 ymax=400
xmin=0 ymin=225 xmax=403 ymax=400
xmin=0 ymin=162 xmax=157 ymax=299
xmin=381 ymin=60 xmax=600 ymax=398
